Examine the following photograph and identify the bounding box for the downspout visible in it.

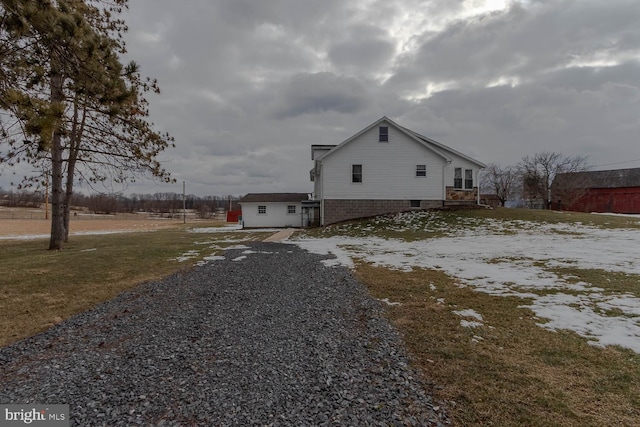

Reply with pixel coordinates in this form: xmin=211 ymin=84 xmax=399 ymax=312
xmin=477 ymin=169 xmax=491 ymax=208
xmin=442 ymin=161 xmax=452 ymax=207
xmin=320 ymin=168 xmax=325 ymax=226
xmin=319 ymin=163 xmax=325 ymax=226
xmin=477 ymin=169 xmax=481 ymax=205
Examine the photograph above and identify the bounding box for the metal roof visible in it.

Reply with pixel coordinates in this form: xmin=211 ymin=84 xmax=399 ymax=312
xmin=554 ymin=168 xmax=640 ymax=189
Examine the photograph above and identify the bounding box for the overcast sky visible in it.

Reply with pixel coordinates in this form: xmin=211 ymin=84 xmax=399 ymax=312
xmin=6 ymin=0 xmax=639 ymax=197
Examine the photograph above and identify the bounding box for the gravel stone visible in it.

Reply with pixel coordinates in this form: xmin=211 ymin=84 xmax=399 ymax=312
xmin=0 ymin=242 xmax=449 ymax=426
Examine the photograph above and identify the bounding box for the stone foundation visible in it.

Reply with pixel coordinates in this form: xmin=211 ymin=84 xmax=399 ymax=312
xmin=446 ymin=187 xmax=479 ymax=202
xmin=323 ymin=199 xmax=442 ymax=225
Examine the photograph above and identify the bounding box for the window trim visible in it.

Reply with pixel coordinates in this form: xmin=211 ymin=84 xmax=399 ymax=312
xmin=464 ymin=169 xmax=474 ymax=190
xmin=258 ymin=205 xmax=267 ymax=215
xmin=454 ymin=167 xmax=474 ymax=190
xmin=379 ymin=126 xmax=389 ymax=142
xmin=352 ymin=164 xmax=363 ymax=183
xmin=454 ymin=167 xmax=463 ymax=189
xmin=416 ymin=164 xmax=426 ymax=177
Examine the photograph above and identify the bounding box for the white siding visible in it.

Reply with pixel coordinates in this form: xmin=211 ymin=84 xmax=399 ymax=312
xmin=241 ymin=202 xmax=302 ymax=228
xmin=320 ymin=123 xmax=447 ymax=200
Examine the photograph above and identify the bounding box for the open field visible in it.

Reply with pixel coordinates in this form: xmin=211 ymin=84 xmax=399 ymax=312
xmin=0 ymin=218 xmax=184 ymax=239
xmin=0 ymin=206 xmax=205 ymax=239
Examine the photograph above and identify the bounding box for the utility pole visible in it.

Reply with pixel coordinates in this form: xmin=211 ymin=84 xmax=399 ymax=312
xmin=182 ymin=181 xmax=186 ymax=224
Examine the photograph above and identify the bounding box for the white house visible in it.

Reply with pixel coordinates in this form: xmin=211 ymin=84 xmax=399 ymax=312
xmin=239 ymin=193 xmax=310 ymax=228
xmin=310 ymin=116 xmax=486 ymax=225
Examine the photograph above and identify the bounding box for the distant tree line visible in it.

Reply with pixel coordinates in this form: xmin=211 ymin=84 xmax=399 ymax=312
xmin=0 ymin=188 xmax=240 ymax=218
xmin=481 ymin=151 xmax=590 ymax=209
xmin=0 ymin=187 xmax=43 ymax=207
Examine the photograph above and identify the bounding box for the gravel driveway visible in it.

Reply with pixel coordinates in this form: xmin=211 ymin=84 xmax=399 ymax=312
xmin=0 ymin=242 xmax=446 ymax=426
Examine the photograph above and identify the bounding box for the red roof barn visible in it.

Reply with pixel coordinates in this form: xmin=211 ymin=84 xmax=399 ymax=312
xmin=551 ymin=168 xmax=640 ymax=213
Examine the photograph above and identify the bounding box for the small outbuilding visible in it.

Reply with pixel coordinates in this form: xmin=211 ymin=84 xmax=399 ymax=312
xmin=239 ymin=193 xmax=310 ymax=228
xmin=551 ymin=168 xmax=640 ymax=213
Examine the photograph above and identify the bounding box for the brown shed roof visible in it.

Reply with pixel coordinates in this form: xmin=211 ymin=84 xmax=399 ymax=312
xmin=239 ymin=193 xmax=309 ymax=203
xmin=555 ymin=168 xmax=640 ymax=189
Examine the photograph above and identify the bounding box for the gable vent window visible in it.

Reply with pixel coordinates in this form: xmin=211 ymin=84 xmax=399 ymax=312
xmin=352 ymin=164 xmax=363 ymax=183
xmin=416 ymin=165 xmax=426 ymax=177
xmin=379 ymin=126 xmax=389 ymax=142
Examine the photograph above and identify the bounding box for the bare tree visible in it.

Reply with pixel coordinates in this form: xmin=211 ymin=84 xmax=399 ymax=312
xmin=551 ymin=171 xmax=595 ymax=211
xmin=480 ymin=163 xmax=520 ymax=207
xmin=518 ymin=152 xmax=589 ymax=209
xmin=86 ymin=193 xmax=119 ymax=214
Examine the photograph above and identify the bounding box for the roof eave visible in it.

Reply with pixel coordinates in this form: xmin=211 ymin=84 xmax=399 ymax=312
xmin=400 ymin=126 xmax=486 ymax=168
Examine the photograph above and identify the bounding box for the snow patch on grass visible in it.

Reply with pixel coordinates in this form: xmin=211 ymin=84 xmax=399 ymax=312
xmin=460 ymin=320 xmax=483 ymax=328
xmin=379 ymin=298 xmax=402 ymax=306
xmin=289 ymin=215 xmax=640 ymax=353
xmin=454 ymin=309 xmax=483 ymax=321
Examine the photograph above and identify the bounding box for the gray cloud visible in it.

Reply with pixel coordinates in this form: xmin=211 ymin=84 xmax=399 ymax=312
xmin=120 ymin=0 xmax=640 ymax=195
xmin=269 ymin=72 xmax=370 ymax=119
xmin=387 ymin=0 xmax=640 ymax=94
xmin=327 ymin=24 xmax=396 ymax=77
xmin=538 ymin=61 xmax=640 ymax=92
xmin=3 ymin=0 xmax=639 ymax=196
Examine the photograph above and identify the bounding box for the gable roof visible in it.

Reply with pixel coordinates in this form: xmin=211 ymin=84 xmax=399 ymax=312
xmin=398 ymin=125 xmax=486 ymax=168
xmin=315 ymin=116 xmax=486 ymax=168
xmin=555 ymin=168 xmax=640 ymax=189
xmin=239 ymin=193 xmax=309 ymax=203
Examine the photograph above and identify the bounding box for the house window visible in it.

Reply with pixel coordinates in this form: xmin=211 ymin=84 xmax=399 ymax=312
xmin=454 ymin=168 xmax=463 ymax=189
xmin=352 ymin=164 xmax=362 ymax=183
xmin=410 ymin=200 xmax=421 ymax=208
xmin=416 ymin=165 xmax=426 ymax=177
xmin=287 ymin=205 xmax=296 ymax=214
xmin=379 ymin=126 xmax=388 ymax=142
xmin=465 ymin=169 xmax=473 ymax=189
xmin=258 ymin=205 xmax=266 ymax=214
